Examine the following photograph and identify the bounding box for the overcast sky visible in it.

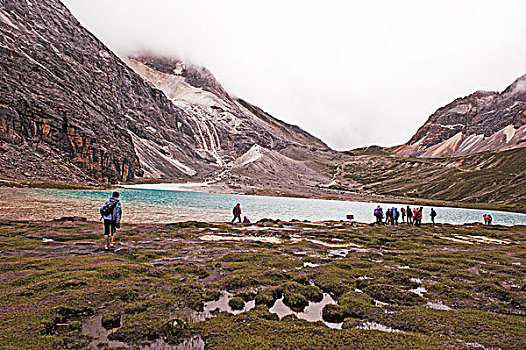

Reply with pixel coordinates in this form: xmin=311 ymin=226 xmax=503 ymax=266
xmin=62 ymin=0 xmax=526 ymax=150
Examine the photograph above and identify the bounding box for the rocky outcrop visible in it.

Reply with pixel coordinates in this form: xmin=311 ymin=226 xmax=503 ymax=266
xmin=394 ymin=75 xmax=526 ymax=158
xmin=0 ymin=0 xmax=221 ymax=184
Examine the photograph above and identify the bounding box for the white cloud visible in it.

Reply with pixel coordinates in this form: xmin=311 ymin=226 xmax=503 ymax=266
xmin=62 ymin=0 xmax=526 ymax=150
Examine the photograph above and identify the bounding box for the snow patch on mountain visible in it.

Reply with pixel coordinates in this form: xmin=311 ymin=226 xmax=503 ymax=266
xmin=457 ymin=134 xmax=483 ymax=153
xmin=502 ymin=124 xmax=516 ymax=143
xmin=232 ymin=144 xmax=263 ymax=168
xmin=130 ymin=132 xmax=197 ymax=177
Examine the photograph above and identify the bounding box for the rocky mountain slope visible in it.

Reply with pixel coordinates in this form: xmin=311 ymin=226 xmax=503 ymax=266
xmin=330 ymin=147 xmax=526 ymax=212
xmin=125 ymin=55 xmax=332 ymax=186
xmin=0 ymin=0 xmax=223 ymax=184
xmin=393 ymin=75 xmax=526 ymax=158
xmin=0 ymin=0 xmax=331 ymax=187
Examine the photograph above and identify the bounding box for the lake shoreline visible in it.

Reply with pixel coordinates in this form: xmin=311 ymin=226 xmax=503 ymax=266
xmin=2 ymin=177 xmax=525 ymax=214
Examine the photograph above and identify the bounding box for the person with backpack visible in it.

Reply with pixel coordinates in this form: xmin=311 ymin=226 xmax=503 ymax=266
xmin=430 ymin=208 xmax=437 ymax=224
xmin=385 ymin=208 xmax=392 ymax=225
xmin=232 ymin=203 xmax=242 ymax=223
xmin=100 ymin=191 xmax=122 ymax=251
xmin=373 ymin=205 xmax=383 ymax=225
xmin=401 ymin=207 xmax=406 ymax=223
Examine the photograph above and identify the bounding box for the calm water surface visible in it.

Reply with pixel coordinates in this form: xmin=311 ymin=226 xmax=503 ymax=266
xmin=1 ymin=187 xmax=525 ymax=225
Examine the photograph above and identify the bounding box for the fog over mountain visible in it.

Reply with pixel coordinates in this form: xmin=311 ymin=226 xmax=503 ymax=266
xmin=60 ymin=0 xmax=526 ymax=150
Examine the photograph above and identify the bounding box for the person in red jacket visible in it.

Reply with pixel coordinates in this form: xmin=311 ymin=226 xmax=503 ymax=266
xmin=232 ymin=203 xmax=242 ymax=223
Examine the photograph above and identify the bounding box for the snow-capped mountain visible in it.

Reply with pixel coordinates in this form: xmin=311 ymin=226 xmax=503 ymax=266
xmin=393 ymin=76 xmax=526 ymax=158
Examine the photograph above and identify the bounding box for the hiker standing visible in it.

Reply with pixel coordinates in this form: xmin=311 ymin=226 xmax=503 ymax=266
xmin=487 ymin=214 xmax=493 ymax=225
xmin=232 ymin=203 xmax=242 ymax=223
xmin=374 ymin=205 xmax=383 ymax=225
xmin=392 ymin=207 xmax=399 ymax=225
xmin=430 ymin=208 xmax=437 ymax=224
xmin=100 ymin=191 xmax=122 ymax=251
xmin=401 ymin=207 xmax=406 ymax=223
xmin=416 ymin=207 xmax=423 ymax=226
xmin=406 ymin=206 xmax=413 ymax=225
xmin=385 ymin=208 xmax=391 ymax=225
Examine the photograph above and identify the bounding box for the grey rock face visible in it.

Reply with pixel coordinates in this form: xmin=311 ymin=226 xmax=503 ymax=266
xmin=0 ymin=0 xmax=217 ymax=183
xmin=398 ymin=75 xmax=526 ymax=157
xmin=0 ymin=0 xmax=330 ymax=185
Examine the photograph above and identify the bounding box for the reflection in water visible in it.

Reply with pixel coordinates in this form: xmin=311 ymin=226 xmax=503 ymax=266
xmin=199 ymin=234 xmax=282 ymax=244
xmin=269 ymin=294 xmax=343 ymax=329
xmin=82 ymin=314 xmax=204 ymax=349
xmin=303 ymin=262 xmax=320 ymax=268
xmin=427 ymin=301 xmax=453 ymax=310
xmin=358 ymin=322 xmax=403 ymax=333
xmin=1 ymin=187 xmax=525 ymax=225
xmin=198 ymin=291 xmax=255 ymax=320
xmin=141 ymin=336 xmax=205 ymax=350
xmin=410 ymin=286 xmax=427 ymax=297
xmin=82 ymin=314 xmax=127 ymax=349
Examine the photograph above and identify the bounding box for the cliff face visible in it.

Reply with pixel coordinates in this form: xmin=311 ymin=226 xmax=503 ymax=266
xmin=0 ymin=0 xmax=331 ymax=185
xmin=0 ymin=0 xmax=220 ymax=184
xmin=395 ymin=75 xmax=526 ymax=158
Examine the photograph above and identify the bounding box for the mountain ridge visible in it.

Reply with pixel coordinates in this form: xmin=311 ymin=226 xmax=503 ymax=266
xmin=393 ymin=73 xmax=526 ymax=157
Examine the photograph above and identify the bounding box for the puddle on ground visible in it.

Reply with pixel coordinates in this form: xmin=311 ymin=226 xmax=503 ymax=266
xmin=199 ymin=234 xmax=282 ymax=244
xmin=469 ymin=235 xmax=511 ymax=245
xmin=231 ymin=226 xmax=299 ymax=231
xmin=374 ymin=300 xmax=389 ymax=307
xmin=82 ymin=314 xmax=127 ymax=348
xmin=83 ymin=314 xmax=204 ymax=349
xmin=269 ymin=293 xmax=342 ymax=329
xmin=291 ymin=237 xmax=361 ymax=249
xmin=427 ymin=301 xmax=453 ymax=310
xmin=141 ymin=336 xmax=205 ymax=350
xmin=441 ymin=236 xmax=475 ymax=245
xmin=441 ymin=234 xmax=511 ymax=245
xmin=199 ymin=233 xmax=364 ymax=254
xmin=196 ymin=291 xmax=255 ymax=320
xmin=303 ymin=262 xmax=320 ymax=268
xmin=410 ymin=286 xmax=427 ymax=297
xmin=357 ymin=321 xmax=403 ymax=333
xmin=328 ymin=249 xmax=349 ymax=257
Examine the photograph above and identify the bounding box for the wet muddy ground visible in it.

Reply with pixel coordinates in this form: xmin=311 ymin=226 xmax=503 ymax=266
xmin=0 ymin=219 xmax=525 ymax=349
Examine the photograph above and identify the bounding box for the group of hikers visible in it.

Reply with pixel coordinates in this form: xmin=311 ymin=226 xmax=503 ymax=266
xmin=98 ymin=193 xmax=497 ymax=250
xmin=373 ymin=205 xmax=437 ymax=226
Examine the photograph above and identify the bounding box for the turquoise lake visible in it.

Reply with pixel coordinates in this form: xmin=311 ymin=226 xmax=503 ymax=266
xmin=3 ymin=187 xmax=524 ymax=226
